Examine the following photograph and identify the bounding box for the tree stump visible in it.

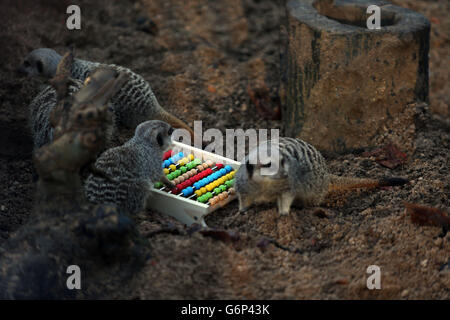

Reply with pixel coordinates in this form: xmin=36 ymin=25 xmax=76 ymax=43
xmin=281 ymin=0 xmax=430 ymax=153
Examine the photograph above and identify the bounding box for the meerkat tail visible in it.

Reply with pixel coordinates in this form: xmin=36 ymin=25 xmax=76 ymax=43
xmin=328 ymin=175 xmax=409 ymax=193
xmin=156 ymin=110 xmax=194 ymax=138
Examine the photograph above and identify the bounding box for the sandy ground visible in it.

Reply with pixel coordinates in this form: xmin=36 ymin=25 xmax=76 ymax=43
xmin=0 ymin=0 xmax=448 ymax=299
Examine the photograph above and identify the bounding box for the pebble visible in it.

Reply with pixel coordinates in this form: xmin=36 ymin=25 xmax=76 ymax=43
xmin=434 ymin=238 xmax=442 ymax=247
xmin=420 ymin=259 xmax=428 ymax=267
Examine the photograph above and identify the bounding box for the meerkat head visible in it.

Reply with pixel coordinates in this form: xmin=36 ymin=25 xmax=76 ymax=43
xmin=242 ymin=140 xmax=288 ymax=184
xmin=17 ymin=48 xmax=62 ymax=78
xmin=134 ymin=120 xmax=174 ymax=152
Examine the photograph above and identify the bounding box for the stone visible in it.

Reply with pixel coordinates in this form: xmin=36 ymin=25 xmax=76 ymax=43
xmin=281 ymin=0 xmax=430 ymax=153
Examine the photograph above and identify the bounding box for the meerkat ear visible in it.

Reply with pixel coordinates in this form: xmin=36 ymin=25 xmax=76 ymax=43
xmin=156 ymin=132 xmax=164 ymax=146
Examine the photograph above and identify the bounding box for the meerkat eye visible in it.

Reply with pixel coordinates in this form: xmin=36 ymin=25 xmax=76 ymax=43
xmin=156 ymin=132 xmax=163 ymax=146
xmin=36 ymin=60 xmax=44 ymax=74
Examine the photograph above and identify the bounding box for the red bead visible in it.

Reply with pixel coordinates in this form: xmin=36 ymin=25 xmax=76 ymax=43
xmin=216 ymin=163 xmax=224 ymax=169
xmin=171 ymin=187 xmax=180 ymax=194
xmin=163 ymin=150 xmax=172 ymax=160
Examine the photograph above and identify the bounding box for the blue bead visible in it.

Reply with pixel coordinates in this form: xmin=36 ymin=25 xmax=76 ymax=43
xmin=178 ymin=152 xmax=184 ymax=158
xmin=194 ymin=182 xmax=199 ymax=189
xmin=182 ymin=187 xmax=193 ymax=196
xmin=164 ymin=160 xmax=170 ymax=167
xmin=220 ymin=168 xmax=226 ymax=175
xmin=225 ymin=165 xmax=232 ymax=172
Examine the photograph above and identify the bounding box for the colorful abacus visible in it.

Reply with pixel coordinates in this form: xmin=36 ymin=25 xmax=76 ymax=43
xmin=148 ymin=141 xmax=241 ymax=227
xmin=154 ymin=150 xmax=236 ymax=206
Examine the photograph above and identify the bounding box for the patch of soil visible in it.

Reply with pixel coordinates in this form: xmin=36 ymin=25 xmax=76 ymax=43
xmin=0 ymin=0 xmax=448 ymax=299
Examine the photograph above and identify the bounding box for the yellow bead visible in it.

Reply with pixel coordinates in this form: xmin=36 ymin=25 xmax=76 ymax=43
xmin=226 ymin=173 xmax=233 ymax=180
xmin=188 ymin=154 xmax=194 ymax=161
xmin=230 ymin=170 xmax=236 ymax=177
xmin=206 ymin=184 xmax=214 ymax=192
xmin=200 ymin=187 xmax=207 ymax=195
xmin=219 ymin=177 xmax=226 ymax=184
xmin=163 ymin=168 xmax=170 ymax=175
xmin=169 ymin=164 xmax=176 ymax=172
xmin=195 ymin=190 xmax=202 ymax=197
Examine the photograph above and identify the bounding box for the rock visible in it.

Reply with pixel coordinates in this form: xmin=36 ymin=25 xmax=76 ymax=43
xmin=281 ymin=0 xmax=430 ymax=153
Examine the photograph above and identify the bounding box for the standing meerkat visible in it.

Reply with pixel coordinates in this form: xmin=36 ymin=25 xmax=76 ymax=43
xmin=84 ymin=120 xmax=175 ymax=215
xmin=235 ymin=137 xmax=408 ymax=215
xmin=19 ymin=48 xmax=194 ymax=140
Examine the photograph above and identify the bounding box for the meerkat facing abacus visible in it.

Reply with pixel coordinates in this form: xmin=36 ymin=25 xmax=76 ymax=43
xmin=235 ymin=137 xmax=409 ymax=215
xmin=84 ymin=120 xmax=175 ymax=216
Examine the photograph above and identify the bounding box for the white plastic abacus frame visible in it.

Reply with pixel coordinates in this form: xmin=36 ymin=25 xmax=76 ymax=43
xmin=147 ymin=141 xmax=241 ymax=227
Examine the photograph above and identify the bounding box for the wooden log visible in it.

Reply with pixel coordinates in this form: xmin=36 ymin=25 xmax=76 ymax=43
xmin=34 ymin=56 xmax=129 ymax=203
xmin=281 ymin=0 xmax=430 ymax=153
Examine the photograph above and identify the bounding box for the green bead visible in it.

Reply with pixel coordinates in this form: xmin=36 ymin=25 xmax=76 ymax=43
xmin=175 ymin=169 xmax=181 ymax=177
xmin=154 ymin=182 xmax=163 ymax=188
xmin=220 ymin=185 xmax=227 ymax=192
xmin=168 ymin=173 xmax=174 ymax=180
xmin=198 ymin=195 xmax=206 ymax=203
xmin=181 ymin=166 xmax=187 ymax=173
xmin=194 ymin=158 xmax=202 ymax=165
xmin=214 ymin=187 xmax=220 ymax=194
xmin=206 ymin=192 xmax=213 ymax=200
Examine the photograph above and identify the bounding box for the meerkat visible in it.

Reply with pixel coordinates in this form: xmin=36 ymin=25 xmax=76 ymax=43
xmin=235 ymin=137 xmax=408 ymax=215
xmin=84 ymin=120 xmax=175 ymax=215
xmin=19 ymin=48 xmax=194 ymax=138
xmin=28 ymin=78 xmax=118 ymax=151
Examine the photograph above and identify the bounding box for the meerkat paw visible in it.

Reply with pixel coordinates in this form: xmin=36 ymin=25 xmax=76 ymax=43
xmin=277 ymin=193 xmax=295 ymax=216
xmin=161 ymin=175 xmax=175 ymax=189
xmin=238 ymin=195 xmax=253 ymax=214
xmin=239 ymin=206 xmax=250 ymax=214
